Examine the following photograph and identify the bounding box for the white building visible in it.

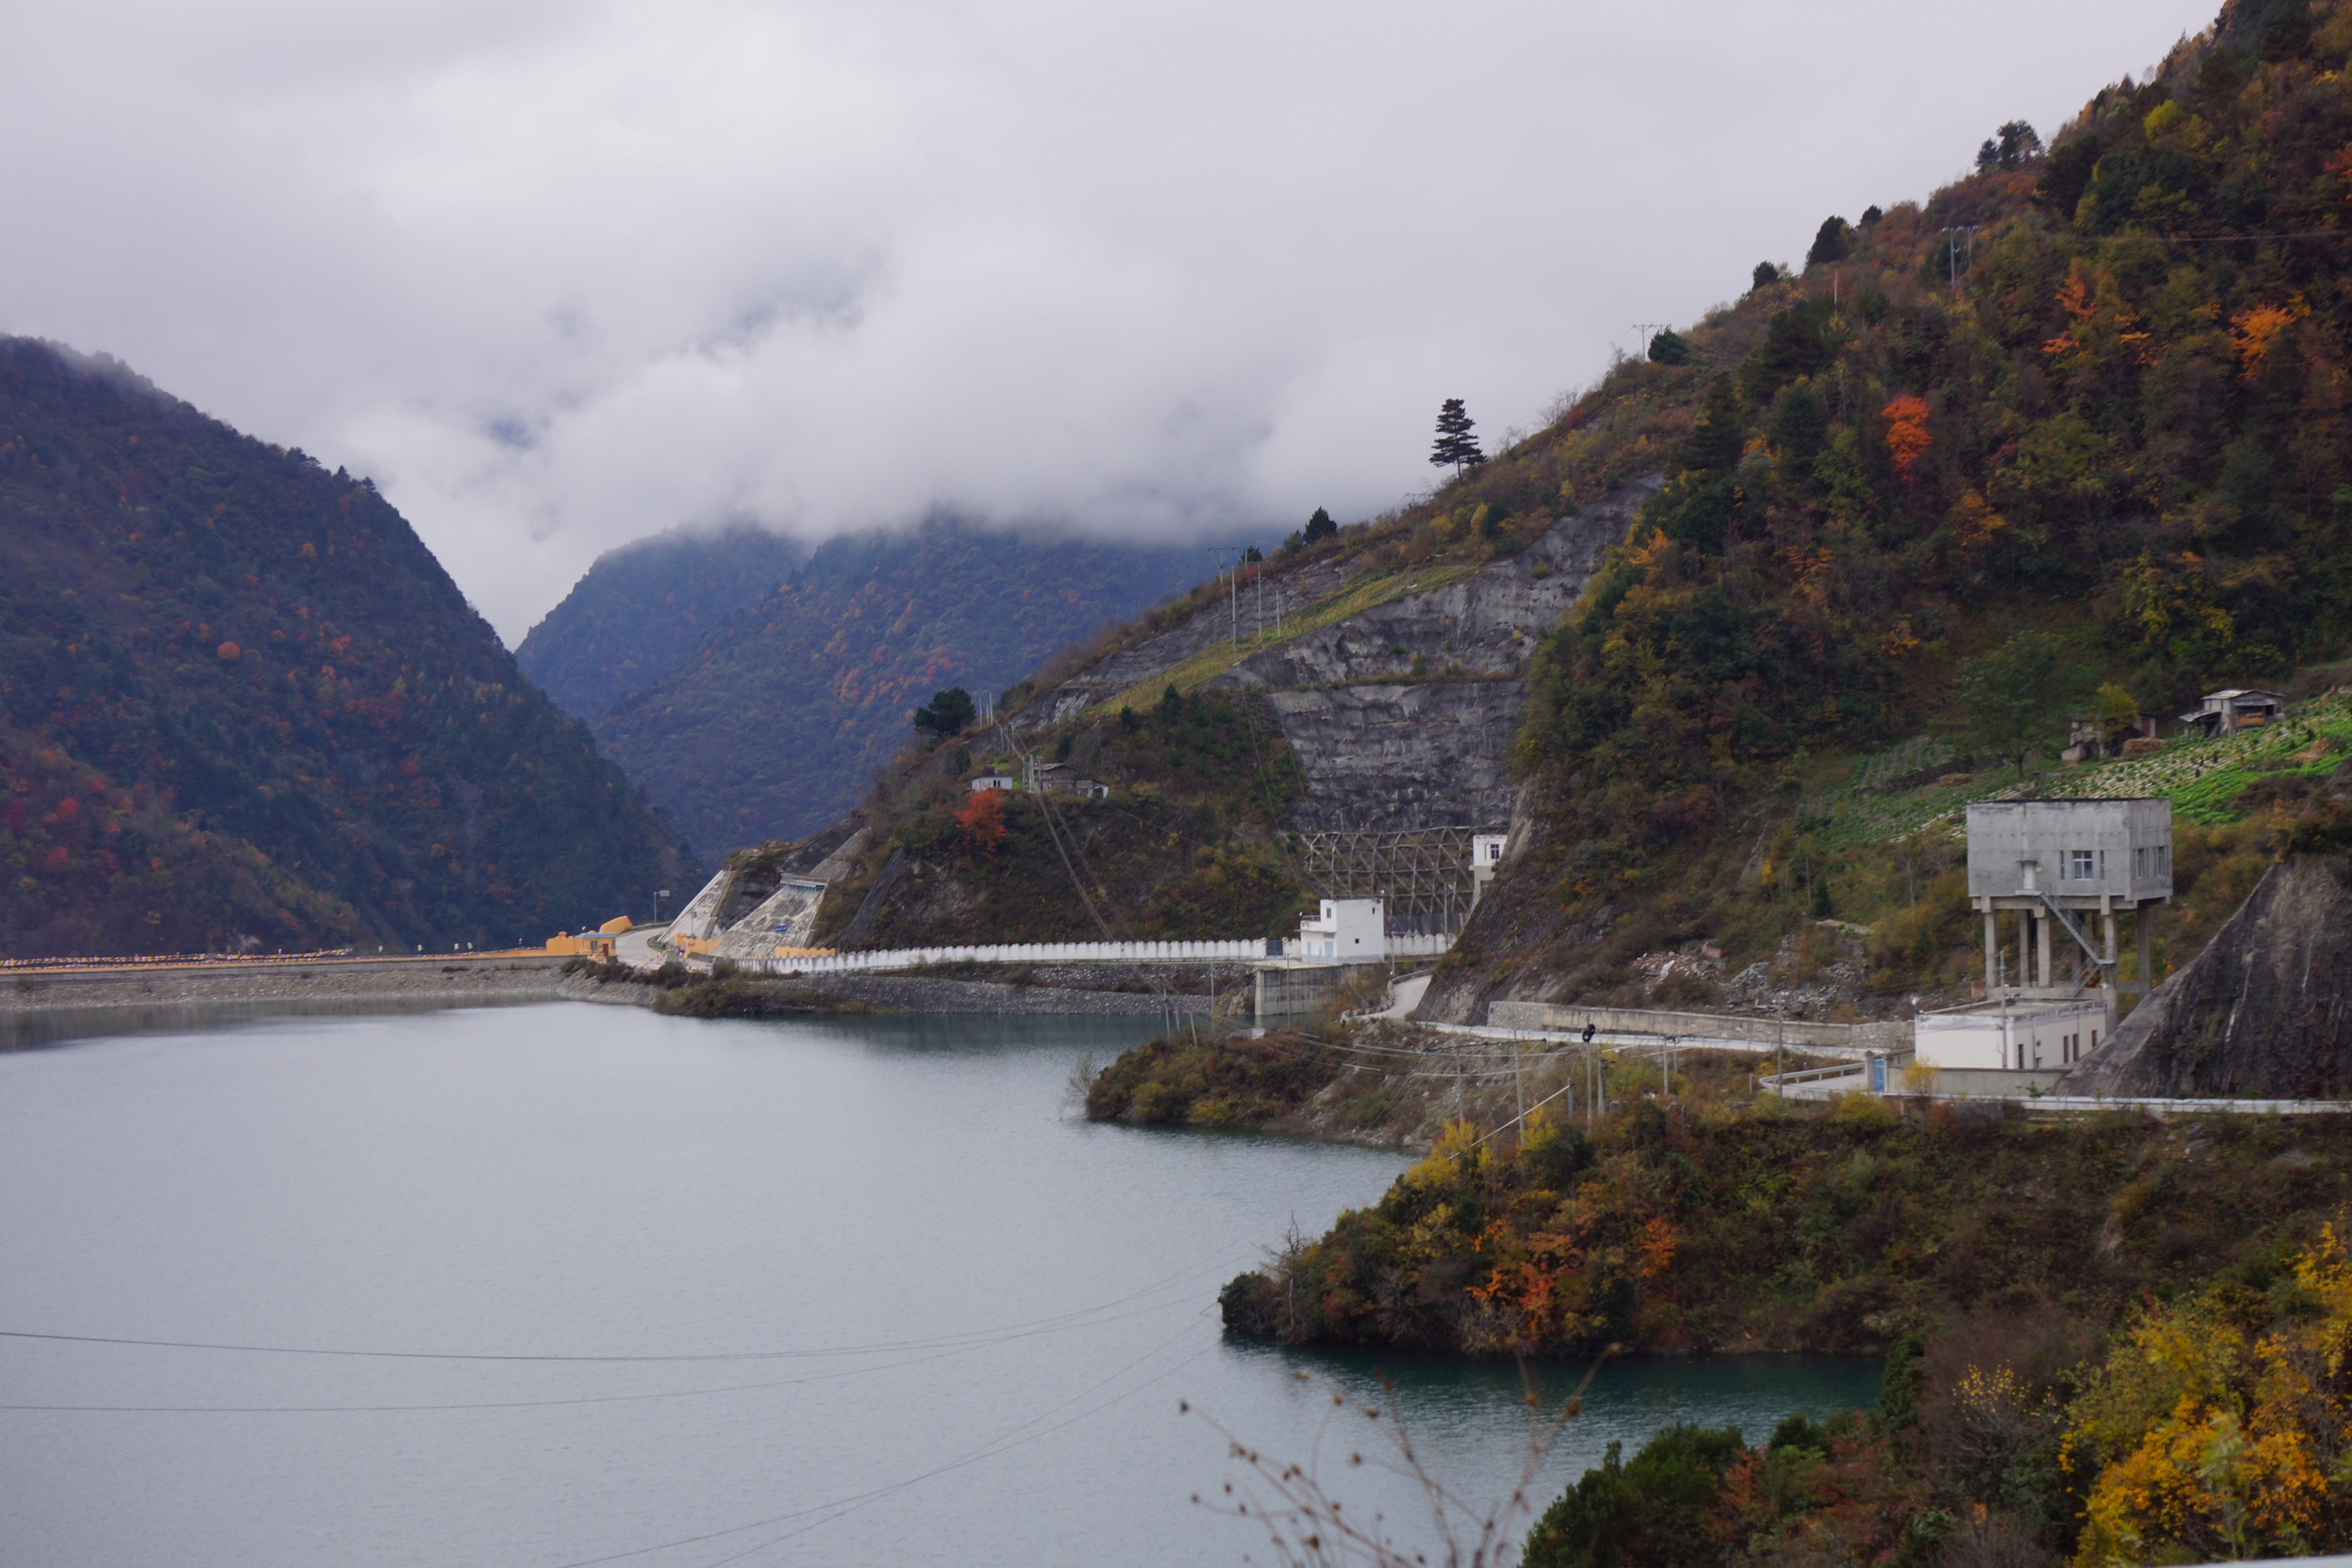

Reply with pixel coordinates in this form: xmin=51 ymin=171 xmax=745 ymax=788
xmin=1915 ymin=996 xmax=2107 ymax=1072
xmin=1471 ymin=833 xmax=1508 ymax=906
xmin=1298 ymin=898 xmax=1384 ymax=962
xmin=970 ymin=775 xmax=1018 ymax=793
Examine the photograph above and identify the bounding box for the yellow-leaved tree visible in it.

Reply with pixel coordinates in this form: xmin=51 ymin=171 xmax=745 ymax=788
xmin=2065 ymin=1229 xmax=2352 ymax=1565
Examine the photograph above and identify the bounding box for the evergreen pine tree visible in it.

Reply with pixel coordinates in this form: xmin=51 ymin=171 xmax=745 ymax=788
xmin=1429 ymin=398 xmax=1485 ymax=473
xmin=1301 ymin=506 xmax=1338 ymax=545
xmin=1805 ymin=216 xmax=1853 ymax=268
xmin=912 ymin=686 xmax=976 ymax=736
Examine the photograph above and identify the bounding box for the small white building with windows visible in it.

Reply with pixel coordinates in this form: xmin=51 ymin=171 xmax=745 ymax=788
xmin=1298 ymin=898 xmax=1384 ymax=962
xmin=969 ymin=775 xmax=1018 ymax=793
xmin=1470 ymin=833 xmax=1508 ymax=905
xmin=1915 ymin=996 xmax=2107 ymax=1072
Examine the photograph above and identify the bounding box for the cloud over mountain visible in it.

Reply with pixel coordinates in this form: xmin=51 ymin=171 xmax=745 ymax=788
xmin=0 ymin=0 xmax=2212 ymax=639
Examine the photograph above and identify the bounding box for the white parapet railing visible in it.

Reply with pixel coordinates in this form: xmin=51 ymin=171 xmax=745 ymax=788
xmin=752 ymin=932 xmax=1451 ymax=978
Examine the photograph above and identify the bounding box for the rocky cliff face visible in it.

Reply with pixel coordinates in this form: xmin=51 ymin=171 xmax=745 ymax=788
xmin=2054 ymin=851 xmax=2352 ymax=1099
xmin=1264 ymin=683 xmax=1525 ymax=831
xmin=1221 ymin=486 xmax=1642 ymax=691
xmin=1023 ymin=478 xmax=1657 ymax=836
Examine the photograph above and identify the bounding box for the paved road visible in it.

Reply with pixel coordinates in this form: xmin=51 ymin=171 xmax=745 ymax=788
xmin=615 ymin=923 xmax=673 ymax=967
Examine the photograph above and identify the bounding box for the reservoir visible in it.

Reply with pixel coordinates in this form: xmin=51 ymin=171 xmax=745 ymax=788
xmin=0 ymin=1004 xmax=1878 ymax=1566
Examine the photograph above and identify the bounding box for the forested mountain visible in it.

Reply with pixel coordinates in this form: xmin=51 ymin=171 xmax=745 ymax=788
xmin=593 ymin=524 xmax=1205 ymax=851
xmin=0 ymin=339 xmax=698 ymax=957
xmin=790 ymin=0 xmax=2352 ymax=1017
xmin=515 ymin=524 xmax=805 ymax=722
xmin=1422 ymin=0 xmax=2352 ymax=1020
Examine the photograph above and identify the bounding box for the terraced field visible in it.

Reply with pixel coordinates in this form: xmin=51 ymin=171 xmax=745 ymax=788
xmin=1798 ymin=690 xmax=2352 ymax=851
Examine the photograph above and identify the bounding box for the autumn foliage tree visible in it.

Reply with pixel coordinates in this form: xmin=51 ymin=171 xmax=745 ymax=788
xmin=952 ymin=784 xmax=1008 ymax=856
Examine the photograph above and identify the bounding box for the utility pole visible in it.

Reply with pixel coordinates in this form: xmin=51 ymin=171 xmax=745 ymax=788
xmin=1940 ymin=226 xmax=1980 ymax=294
xmin=1207 ymin=546 xmax=1255 ymax=650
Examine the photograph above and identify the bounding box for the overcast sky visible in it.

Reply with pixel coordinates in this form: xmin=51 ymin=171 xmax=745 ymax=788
xmin=2 ymin=0 xmax=2216 ymax=642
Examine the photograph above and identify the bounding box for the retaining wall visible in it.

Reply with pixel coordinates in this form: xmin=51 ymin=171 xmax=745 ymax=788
xmin=758 ymin=935 xmax=1449 ymax=978
xmin=1487 ymin=1000 xmax=1909 ymax=1052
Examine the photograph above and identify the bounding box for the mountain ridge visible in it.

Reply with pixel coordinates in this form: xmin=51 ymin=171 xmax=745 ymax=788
xmin=588 ymin=522 xmax=1211 ymax=851
xmin=516 ymin=524 xmax=808 ymax=724
xmin=0 ymin=337 xmax=698 ymax=956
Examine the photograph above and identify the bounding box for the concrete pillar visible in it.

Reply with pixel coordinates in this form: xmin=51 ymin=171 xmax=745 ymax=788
xmin=1984 ymin=906 xmax=1999 ymax=991
xmin=2033 ymin=912 xmax=2052 ymax=990
xmin=2138 ymin=906 xmax=2155 ymax=1004
xmin=2100 ymin=908 xmax=2119 ymax=1036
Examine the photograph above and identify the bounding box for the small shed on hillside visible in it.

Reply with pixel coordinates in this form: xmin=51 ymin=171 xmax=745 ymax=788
xmin=2179 ymin=688 xmax=2285 ymax=739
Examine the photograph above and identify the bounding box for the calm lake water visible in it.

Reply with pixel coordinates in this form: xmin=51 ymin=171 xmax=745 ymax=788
xmin=0 ymin=1003 xmax=1878 ymax=1566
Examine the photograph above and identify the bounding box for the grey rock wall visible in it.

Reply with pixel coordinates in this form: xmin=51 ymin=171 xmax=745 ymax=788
xmin=2054 ymin=853 xmax=2352 ymax=1098
xmin=1219 ymin=481 xmax=1651 ymax=692
xmin=1270 ymin=682 xmax=1525 ymax=831
xmin=1022 ymin=477 xmax=1656 ymax=837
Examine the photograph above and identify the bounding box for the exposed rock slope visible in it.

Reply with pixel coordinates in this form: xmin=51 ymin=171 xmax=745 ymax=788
xmin=2056 ymin=851 xmax=2352 ymax=1099
xmin=1022 ymin=478 xmax=1657 ymax=836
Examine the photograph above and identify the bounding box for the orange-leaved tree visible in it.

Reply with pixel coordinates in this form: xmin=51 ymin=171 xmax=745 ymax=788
xmin=1881 ymin=395 xmax=1932 ymax=482
xmin=954 ymin=787 xmax=1009 ymax=857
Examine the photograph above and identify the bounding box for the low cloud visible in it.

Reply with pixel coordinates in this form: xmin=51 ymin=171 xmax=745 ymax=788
xmin=1 ymin=0 xmax=2212 ymax=640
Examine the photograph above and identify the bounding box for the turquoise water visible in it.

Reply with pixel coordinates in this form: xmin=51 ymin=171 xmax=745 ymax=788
xmin=0 ymin=1004 xmax=1875 ymax=1566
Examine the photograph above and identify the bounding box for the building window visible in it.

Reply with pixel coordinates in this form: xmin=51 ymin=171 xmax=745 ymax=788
xmin=2067 ymin=849 xmax=2096 ymax=879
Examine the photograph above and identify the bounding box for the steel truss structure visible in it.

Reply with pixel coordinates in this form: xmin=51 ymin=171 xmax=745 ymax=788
xmin=1297 ymin=825 xmax=1502 ymax=931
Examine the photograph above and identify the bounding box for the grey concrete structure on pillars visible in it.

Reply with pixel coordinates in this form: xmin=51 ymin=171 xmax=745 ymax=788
xmin=1965 ymin=797 xmax=2172 ymax=1035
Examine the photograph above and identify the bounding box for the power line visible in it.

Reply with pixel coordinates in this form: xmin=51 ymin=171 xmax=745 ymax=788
xmin=539 ymin=1319 xmax=1218 ymax=1568
xmin=0 ymin=1301 xmax=1207 ymax=1415
xmin=0 ymin=1254 xmax=1229 ymax=1367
